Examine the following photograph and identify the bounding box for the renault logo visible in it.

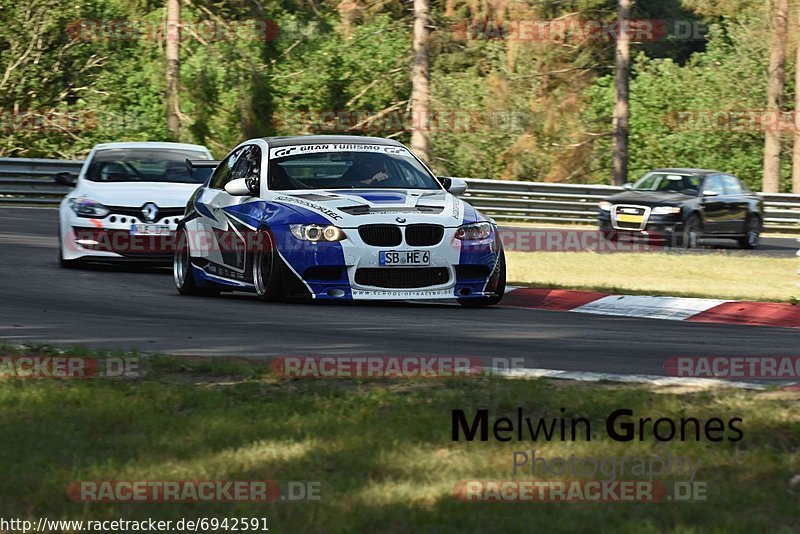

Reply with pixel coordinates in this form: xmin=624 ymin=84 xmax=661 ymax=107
xmin=141 ymin=203 xmax=159 ymax=222
xmin=395 ymin=217 xmax=406 ymax=223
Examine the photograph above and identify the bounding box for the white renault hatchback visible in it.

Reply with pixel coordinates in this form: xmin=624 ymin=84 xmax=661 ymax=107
xmin=58 ymin=141 xmax=213 ymax=266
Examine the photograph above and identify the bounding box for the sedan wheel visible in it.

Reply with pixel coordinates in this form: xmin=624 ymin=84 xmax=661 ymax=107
xmin=174 ymin=228 xmax=218 ymax=296
xmin=738 ymin=216 xmax=761 ymax=249
xmin=681 ymin=215 xmax=702 ymax=249
xmin=253 ymin=230 xmax=285 ymax=301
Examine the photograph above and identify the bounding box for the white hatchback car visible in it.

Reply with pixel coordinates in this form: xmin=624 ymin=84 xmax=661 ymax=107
xmin=58 ymin=141 xmax=213 ymax=266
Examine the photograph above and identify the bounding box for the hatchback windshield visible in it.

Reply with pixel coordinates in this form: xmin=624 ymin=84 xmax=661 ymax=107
xmin=268 ymin=146 xmax=441 ymax=191
xmin=85 ymin=149 xmax=211 ymax=184
xmin=632 ymin=172 xmax=704 ymax=195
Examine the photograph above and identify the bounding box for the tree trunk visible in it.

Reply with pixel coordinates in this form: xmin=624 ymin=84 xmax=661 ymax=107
xmin=763 ymin=0 xmax=788 ymax=193
xmin=611 ymin=0 xmax=632 ymax=186
xmin=166 ymin=0 xmax=180 ymax=139
xmin=410 ymin=0 xmax=430 ymax=163
xmin=792 ymin=5 xmax=800 ymax=193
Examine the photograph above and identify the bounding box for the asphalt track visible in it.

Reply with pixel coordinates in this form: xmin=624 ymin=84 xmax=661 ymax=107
xmin=0 ymin=207 xmax=797 ymax=380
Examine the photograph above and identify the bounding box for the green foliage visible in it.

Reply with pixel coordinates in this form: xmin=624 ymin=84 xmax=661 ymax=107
xmin=0 ymin=0 xmax=794 ymax=191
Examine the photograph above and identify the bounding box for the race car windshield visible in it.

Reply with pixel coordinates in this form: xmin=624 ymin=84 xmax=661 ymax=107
xmin=269 ymin=149 xmax=442 ymax=191
xmin=632 ymin=173 xmax=703 ymax=195
xmin=85 ymin=149 xmax=211 ymax=184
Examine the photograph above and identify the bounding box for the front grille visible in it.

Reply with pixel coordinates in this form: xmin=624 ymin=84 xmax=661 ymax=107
xmin=405 ymin=224 xmax=444 ymax=246
xmin=107 ymin=206 xmax=185 ymax=219
xmin=612 ymin=205 xmax=649 ymax=230
xmin=358 ymin=225 xmax=402 ymax=247
xmin=355 ymin=267 xmax=449 ymax=289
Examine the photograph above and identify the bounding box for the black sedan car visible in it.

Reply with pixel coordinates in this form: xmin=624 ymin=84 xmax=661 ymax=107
xmin=598 ymin=169 xmax=764 ymax=249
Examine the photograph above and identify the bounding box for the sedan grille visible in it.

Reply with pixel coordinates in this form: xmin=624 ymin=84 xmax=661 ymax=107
xmin=611 ymin=205 xmax=649 ymax=230
xmin=358 ymin=225 xmax=402 ymax=247
xmin=405 ymin=224 xmax=444 ymax=246
xmin=355 ymin=268 xmax=449 ymax=289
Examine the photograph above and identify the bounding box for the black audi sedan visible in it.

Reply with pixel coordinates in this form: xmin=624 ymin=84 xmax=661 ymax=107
xmin=598 ymin=168 xmax=764 ymax=248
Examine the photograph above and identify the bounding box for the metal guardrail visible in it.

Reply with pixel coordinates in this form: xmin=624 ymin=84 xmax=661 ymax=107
xmin=459 ymin=177 xmax=800 ymax=234
xmin=1 ymin=157 xmax=799 ymax=234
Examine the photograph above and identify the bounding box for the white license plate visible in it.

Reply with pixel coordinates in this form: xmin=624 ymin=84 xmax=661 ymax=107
xmin=130 ymin=224 xmax=171 ymax=236
xmin=379 ymin=250 xmax=430 ymax=266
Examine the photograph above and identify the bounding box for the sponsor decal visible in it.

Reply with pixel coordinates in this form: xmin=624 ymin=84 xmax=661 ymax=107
xmin=272 ymin=195 xmax=343 ymax=221
xmin=269 ymin=143 xmax=413 ymax=160
xmin=351 ymin=288 xmax=453 ymax=298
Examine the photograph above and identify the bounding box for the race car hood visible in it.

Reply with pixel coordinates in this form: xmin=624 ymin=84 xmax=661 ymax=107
xmin=267 ymin=188 xmax=474 ymax=227
xmin=74 ymin=181 xmax=203 ymax=208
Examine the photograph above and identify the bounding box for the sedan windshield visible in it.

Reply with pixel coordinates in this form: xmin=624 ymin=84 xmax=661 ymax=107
xmin=268 ymin=147 xmax=441 ymax=191
xmin=85 ymin=148 xmax=211 ymax=184
xmin=632 ymin=172 xmax=703 ymax=196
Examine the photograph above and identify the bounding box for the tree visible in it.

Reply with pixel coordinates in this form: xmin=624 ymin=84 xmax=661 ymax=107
xmin=166 ymin=0 xmax=180 ymax=138
xmin=793 ymin=4 xmax=800 ymax=193
xmin=410 ymin=0 xmax=430 ymax=163
xmin=763 ymin=0 xmax=788 ymax=193
xmin=611 ymin=0 xmax=632 ymax=185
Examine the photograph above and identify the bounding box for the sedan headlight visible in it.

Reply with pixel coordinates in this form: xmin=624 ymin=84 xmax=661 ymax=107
xmin=290 ymin=224 xmax=346 ymax=242
xmin=651 ymin=206 xmax=681 ymax=215
xmin=454 ymin=221 xmax=492 ymax=240
xmin=68 ymin=198 xmax=110 ymax=218
xmin=598 ymin=201 xmax=612 ymax=211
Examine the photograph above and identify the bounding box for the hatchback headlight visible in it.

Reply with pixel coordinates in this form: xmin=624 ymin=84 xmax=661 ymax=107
xmin=651 ymin=206 xmax=681 ymax=215
xmin=455 ymin=221 xmax=492 ymax=240
xmin=68 ymin=198 xmax=110 ymax=218
xmin=290 ymin=224 xmax=346 ymax=242
xmin=598 ymin=201 xmax=612 ymax=211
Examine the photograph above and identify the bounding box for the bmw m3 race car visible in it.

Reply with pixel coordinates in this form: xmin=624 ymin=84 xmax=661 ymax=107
xmin=58 ymin=142 xmax=214 ymax=266
xmin=174 ymin=135 xmax=506 ymax=306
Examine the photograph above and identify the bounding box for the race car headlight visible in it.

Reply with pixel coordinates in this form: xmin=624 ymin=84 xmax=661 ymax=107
xmin=290 ymin=224 xmax=346 ymax=242
xmin=651 ymin=206 xmax=681 ymax=215
xmin=68 ymin=198 xmax=110 ymax=218
xmin=455 ymin=221 xmax=492 ymax=241
xmin=598 ymin=201 xmax=612 ymax=211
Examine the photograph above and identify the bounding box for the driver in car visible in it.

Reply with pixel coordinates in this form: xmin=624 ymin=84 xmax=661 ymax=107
xmin=337 ymin=154 xmax=391 ymax=186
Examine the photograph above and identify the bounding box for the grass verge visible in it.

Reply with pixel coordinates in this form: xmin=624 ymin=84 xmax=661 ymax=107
xmin=0 ymin=345 xmax=798 ymax=532
xmin=507 ymin=251 xmax=799 ymax=302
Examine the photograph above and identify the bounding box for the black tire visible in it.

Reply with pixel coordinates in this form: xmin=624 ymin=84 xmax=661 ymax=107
xmin=681 ymin=214 xmax=703 ymax=249
xmin=252 ymin=229 xmax=286 ymax=302
xmin=458 ymin=248 xmax=506 ymax=308
xmin=174 ymin=228 xmax=218 ymax=296
xmin=738 ymin=215 xmax=761 ymax=249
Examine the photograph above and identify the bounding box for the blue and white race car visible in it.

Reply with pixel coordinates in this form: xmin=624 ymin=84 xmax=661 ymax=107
xmin=174 ymin=135 xmax=505 ymax=306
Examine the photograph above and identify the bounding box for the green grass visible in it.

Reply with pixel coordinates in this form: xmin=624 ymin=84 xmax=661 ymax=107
xmin=507 ymin=251 xmax=799 ymax=302
xmin=0 ymin=345 xmax=798 ymax=532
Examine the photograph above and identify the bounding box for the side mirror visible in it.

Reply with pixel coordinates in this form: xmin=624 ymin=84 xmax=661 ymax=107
xmin=702 ymin=190 xmax=719 ymax=197
xmin=623 ymin=183 xmax=633 ymax=190
xmin=54 ymin=172 xmax=77 ymax=186
xmin=445 ymin=177 xmax=468 ymax=196
xmin=224 ymin=178 xmax=254 ymax=196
